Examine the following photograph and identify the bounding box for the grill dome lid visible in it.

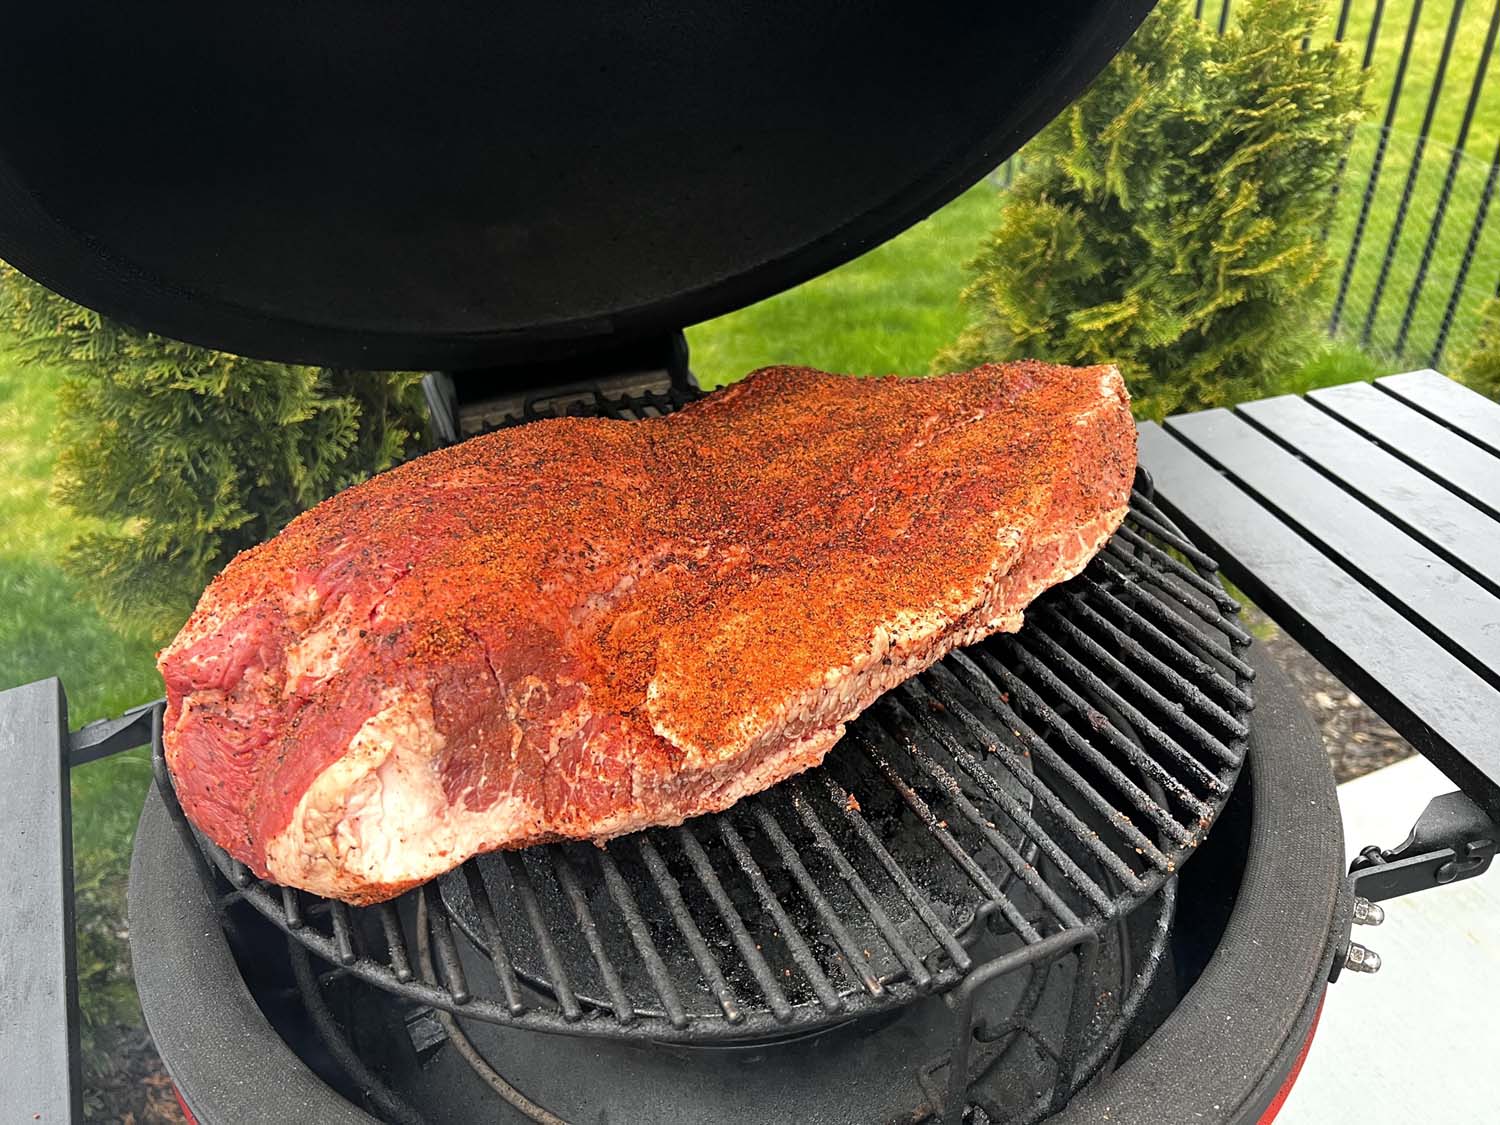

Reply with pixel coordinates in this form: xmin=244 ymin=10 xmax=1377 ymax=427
xmin=0 ymin=1 xmax=1153 ymax=371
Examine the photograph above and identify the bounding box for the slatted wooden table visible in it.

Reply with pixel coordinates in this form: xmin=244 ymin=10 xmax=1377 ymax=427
xmin=1138 ymin=369 xmax=1500 ymax=821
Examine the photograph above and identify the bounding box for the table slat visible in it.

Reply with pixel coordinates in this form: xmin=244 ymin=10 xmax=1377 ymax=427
xmin=1308 ymin=381 xmax=1500 ymax=518
xmin=0 ymin=678 xmax=80 ymax=1123
xmin=1377 ymin=369 xmax=1500 ymax=458
xmin=1138 ymin=422 xmax=1500 ymax=820
xmin=1164 ymin=409 xmax=1500 ymax=690
xmin=1236 ymin=394 xmax=1500 ymax=594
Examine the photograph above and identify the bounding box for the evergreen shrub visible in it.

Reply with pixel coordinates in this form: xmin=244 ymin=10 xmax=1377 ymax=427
xmin=0 ymin=266 xmax=427 ymax=635
xmin=938 ymin=0 xmax=1366 ymax=417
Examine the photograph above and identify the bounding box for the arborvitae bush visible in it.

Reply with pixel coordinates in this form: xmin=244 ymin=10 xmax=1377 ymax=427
xmin=0 ymin=266 xmax=427 ymax=636
xmin=1454 ymin=297 xmax=1500 ymax=402
xmin=937 ymin=0 xmax=1366 ymax=417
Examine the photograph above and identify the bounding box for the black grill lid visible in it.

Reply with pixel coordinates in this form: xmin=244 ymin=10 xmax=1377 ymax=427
xmin=0 ymin=1 xmax=1153 ymax=372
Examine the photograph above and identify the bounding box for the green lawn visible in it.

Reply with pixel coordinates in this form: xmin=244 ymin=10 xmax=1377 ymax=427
xmin=687 ymin=183 xmax=1000 ymax=386
xmin=0 ymin=350 xmax=162 ymax=801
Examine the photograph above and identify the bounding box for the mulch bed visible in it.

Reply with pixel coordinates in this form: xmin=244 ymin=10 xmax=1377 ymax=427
xmin=84 ymin=1026 xmax=183 ymax=1124
xmin=1247 ymin=608 xmax=1415 ymax=783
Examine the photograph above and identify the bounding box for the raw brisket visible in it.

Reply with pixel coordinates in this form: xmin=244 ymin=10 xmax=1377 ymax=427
xmin=159 ymin=363 xmax=1135 ymax=903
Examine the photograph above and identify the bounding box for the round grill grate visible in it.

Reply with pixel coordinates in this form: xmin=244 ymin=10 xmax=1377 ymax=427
xmin=154 ymin=383 xmax=1253 ymax=1044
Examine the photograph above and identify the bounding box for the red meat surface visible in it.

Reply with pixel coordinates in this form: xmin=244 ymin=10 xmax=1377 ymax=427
xmin=159 ymin=364 xmax=1135 ymax=903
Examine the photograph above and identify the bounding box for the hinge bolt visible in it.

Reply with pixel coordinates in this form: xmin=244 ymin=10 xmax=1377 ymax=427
xmin=1352 ymin=897 xmax=1385 ymax=926
xmin=1344 ymin=942 xmax=1382 ymax=974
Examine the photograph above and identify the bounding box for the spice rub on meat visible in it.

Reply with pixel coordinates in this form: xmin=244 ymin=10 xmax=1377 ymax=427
xmin=158 ymin=363 xmax=1136 ymax=904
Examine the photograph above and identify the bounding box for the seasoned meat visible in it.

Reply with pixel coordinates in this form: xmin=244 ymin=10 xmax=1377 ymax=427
xmin=158 ymin=363 xmax=1135 ymax=903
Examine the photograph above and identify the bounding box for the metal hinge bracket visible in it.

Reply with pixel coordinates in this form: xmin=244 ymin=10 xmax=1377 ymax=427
xmin=1349 ymin=790 xmax=1497 ymax=902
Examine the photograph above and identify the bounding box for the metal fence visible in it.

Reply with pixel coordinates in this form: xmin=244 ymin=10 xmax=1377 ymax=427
xmin=1321 ymin=0 xmax=1500 ymax=364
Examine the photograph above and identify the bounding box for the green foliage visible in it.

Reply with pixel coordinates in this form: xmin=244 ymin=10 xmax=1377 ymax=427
xmin=1453 ymin=296 xmax=1500 ymax=401
xmin=0 ymin=266 xmax=427 ymax=636
xmin=937 ymin=0 xmax=1367 ymax=417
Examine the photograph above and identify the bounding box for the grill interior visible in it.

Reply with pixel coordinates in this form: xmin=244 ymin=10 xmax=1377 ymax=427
xmin=153 ymin=380 xmax=1253 ymax=1047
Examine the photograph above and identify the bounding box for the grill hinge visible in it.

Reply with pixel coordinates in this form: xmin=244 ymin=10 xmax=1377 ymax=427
xmin=1349 ymin=790 xmax=1498 ymax=902
xmin=1331 ymin=790 xmax=1498 ymax=982
xmin=425 ymin=330 xmax=696 ymax=441
xmin=67 ymin=699 xmax=161 ymax=766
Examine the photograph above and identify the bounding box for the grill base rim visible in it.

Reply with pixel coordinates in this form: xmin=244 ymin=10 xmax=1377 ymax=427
xmin=1048 ymin=641 xmax=1345 ymax=1125
xmin=129 ymin=643 xmax=1334 ymax=1124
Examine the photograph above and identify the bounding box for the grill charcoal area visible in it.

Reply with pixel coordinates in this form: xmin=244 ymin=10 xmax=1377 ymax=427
xmin=157 ymin=378 xmax=1252 ymax=1046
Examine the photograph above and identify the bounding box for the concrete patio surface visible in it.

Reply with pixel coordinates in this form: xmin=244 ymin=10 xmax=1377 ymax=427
xmin=1277 ymin=754 xmax=1499 ymax=1123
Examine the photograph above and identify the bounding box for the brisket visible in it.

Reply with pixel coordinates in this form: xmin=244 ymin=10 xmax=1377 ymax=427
xmin=158 ymin=363 xmax=1136 ymax=903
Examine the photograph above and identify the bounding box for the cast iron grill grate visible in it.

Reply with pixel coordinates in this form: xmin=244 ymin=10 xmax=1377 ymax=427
xmin=153 ymin=381 xmax=1252 ymax=1045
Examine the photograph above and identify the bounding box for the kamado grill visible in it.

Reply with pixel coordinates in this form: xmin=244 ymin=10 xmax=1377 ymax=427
xmin=1 ymin=3 xmax=1497 ymax=1123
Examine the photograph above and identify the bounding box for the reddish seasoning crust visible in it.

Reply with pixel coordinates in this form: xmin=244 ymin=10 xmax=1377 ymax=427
xmin=158 ymin=363 xmax=1135 ymax=901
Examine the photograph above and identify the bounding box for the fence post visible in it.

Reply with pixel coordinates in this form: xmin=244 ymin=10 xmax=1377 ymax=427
xmin=1336 ymin=0 xmax=1354 ymax=40
xmin=1432 ymin=133 xmax=1500 ymax=363
xmin=1218 ymin=0 xmax=1232 ymax=35
xmin=1399 ymin=0 xmax=1500 ymax=357
xmin=1322 ymin=0 xmax=1382 ymax=243
xmin=1362 ymin=0 xmax=1468 ymax=349
xmin=1330 ymin=0 xmax=1425 ymax=336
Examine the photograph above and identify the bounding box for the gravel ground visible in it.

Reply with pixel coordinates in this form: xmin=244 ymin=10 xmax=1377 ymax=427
xmin=1245 ymin=607 xmax=1415 ymax=783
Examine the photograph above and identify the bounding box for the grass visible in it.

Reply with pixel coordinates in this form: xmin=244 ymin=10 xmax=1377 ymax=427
xmin=687 ymin=182 xmax=1001 ymax=386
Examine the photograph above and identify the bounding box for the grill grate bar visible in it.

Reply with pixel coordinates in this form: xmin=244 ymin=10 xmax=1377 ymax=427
xmin=784 ymin=784 xmax=934 ymax=989
xmin=674 ymin=826 xmax=795 ymax=1021
xmin=852 ymin=722 xmax=1043 ymax=943
xmin=422 ymin=884 xmax=471 ymax=1004
xmin=1114 ymin=524 xmax=1241 ymax=616
xmin=1107 ymin=531 xmax=1249 ymax=643
xmin=1128 ymin=494 xmax=1219 ymax=567
xmin=595 ymin=848 xmax=690 ymax=1027
xmin=747 ymin=801 xmax=884 ymax=997
xmin=330 ymin=901 xmax=357 ymax=966
xmin=1061 ymin=586 xmax=1249 ymax=719
xmin=503 ymin=853 xmax=582 ymax=1021
xmin=867 ymin=716 xmax=1084 ymax=932
xmin=955 ymin=651 xmax=1210 ymax=829
xmin=924 ymin=662 xmax=1184 ymax=861
xmin=282 ymin=886 xmax=303 ymax=930
xmin=1079 ymin=574 xmax=1255 ymax=708
xmin=947 ymin=697 xmax=1154 ymax=885
xmin=378 ymin=903 xmax=414 ymax=983
xmin=1012 ymin=635 xmax=1226 ymax=793
xmin=815 ymin=773 xmax=973 ymax=972
xmin=1034 ymin=613 xmax=1245 ymax=764
xmin=549 ymin=850 xmax=636 ymax=1024
xmin=460 ymin=864 xmax=526 ymax=1014
xmin=635 ymin=835 xmax=743 ymax=1023
xmin=1101 ymin=539 xmax=1232 ymax=636
xmin=1091 ymin=554 xmax=1256 ymax=681
xmin=1123 ymin=506 xmax=1219 ymax=572
xmin=890 ymin=688 xmax=1128 ymax=908
xmin=1050 ymin=597 xmax=1248 ymax=740
xmin=716 ymin=818 xmax=845 ymax=1013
